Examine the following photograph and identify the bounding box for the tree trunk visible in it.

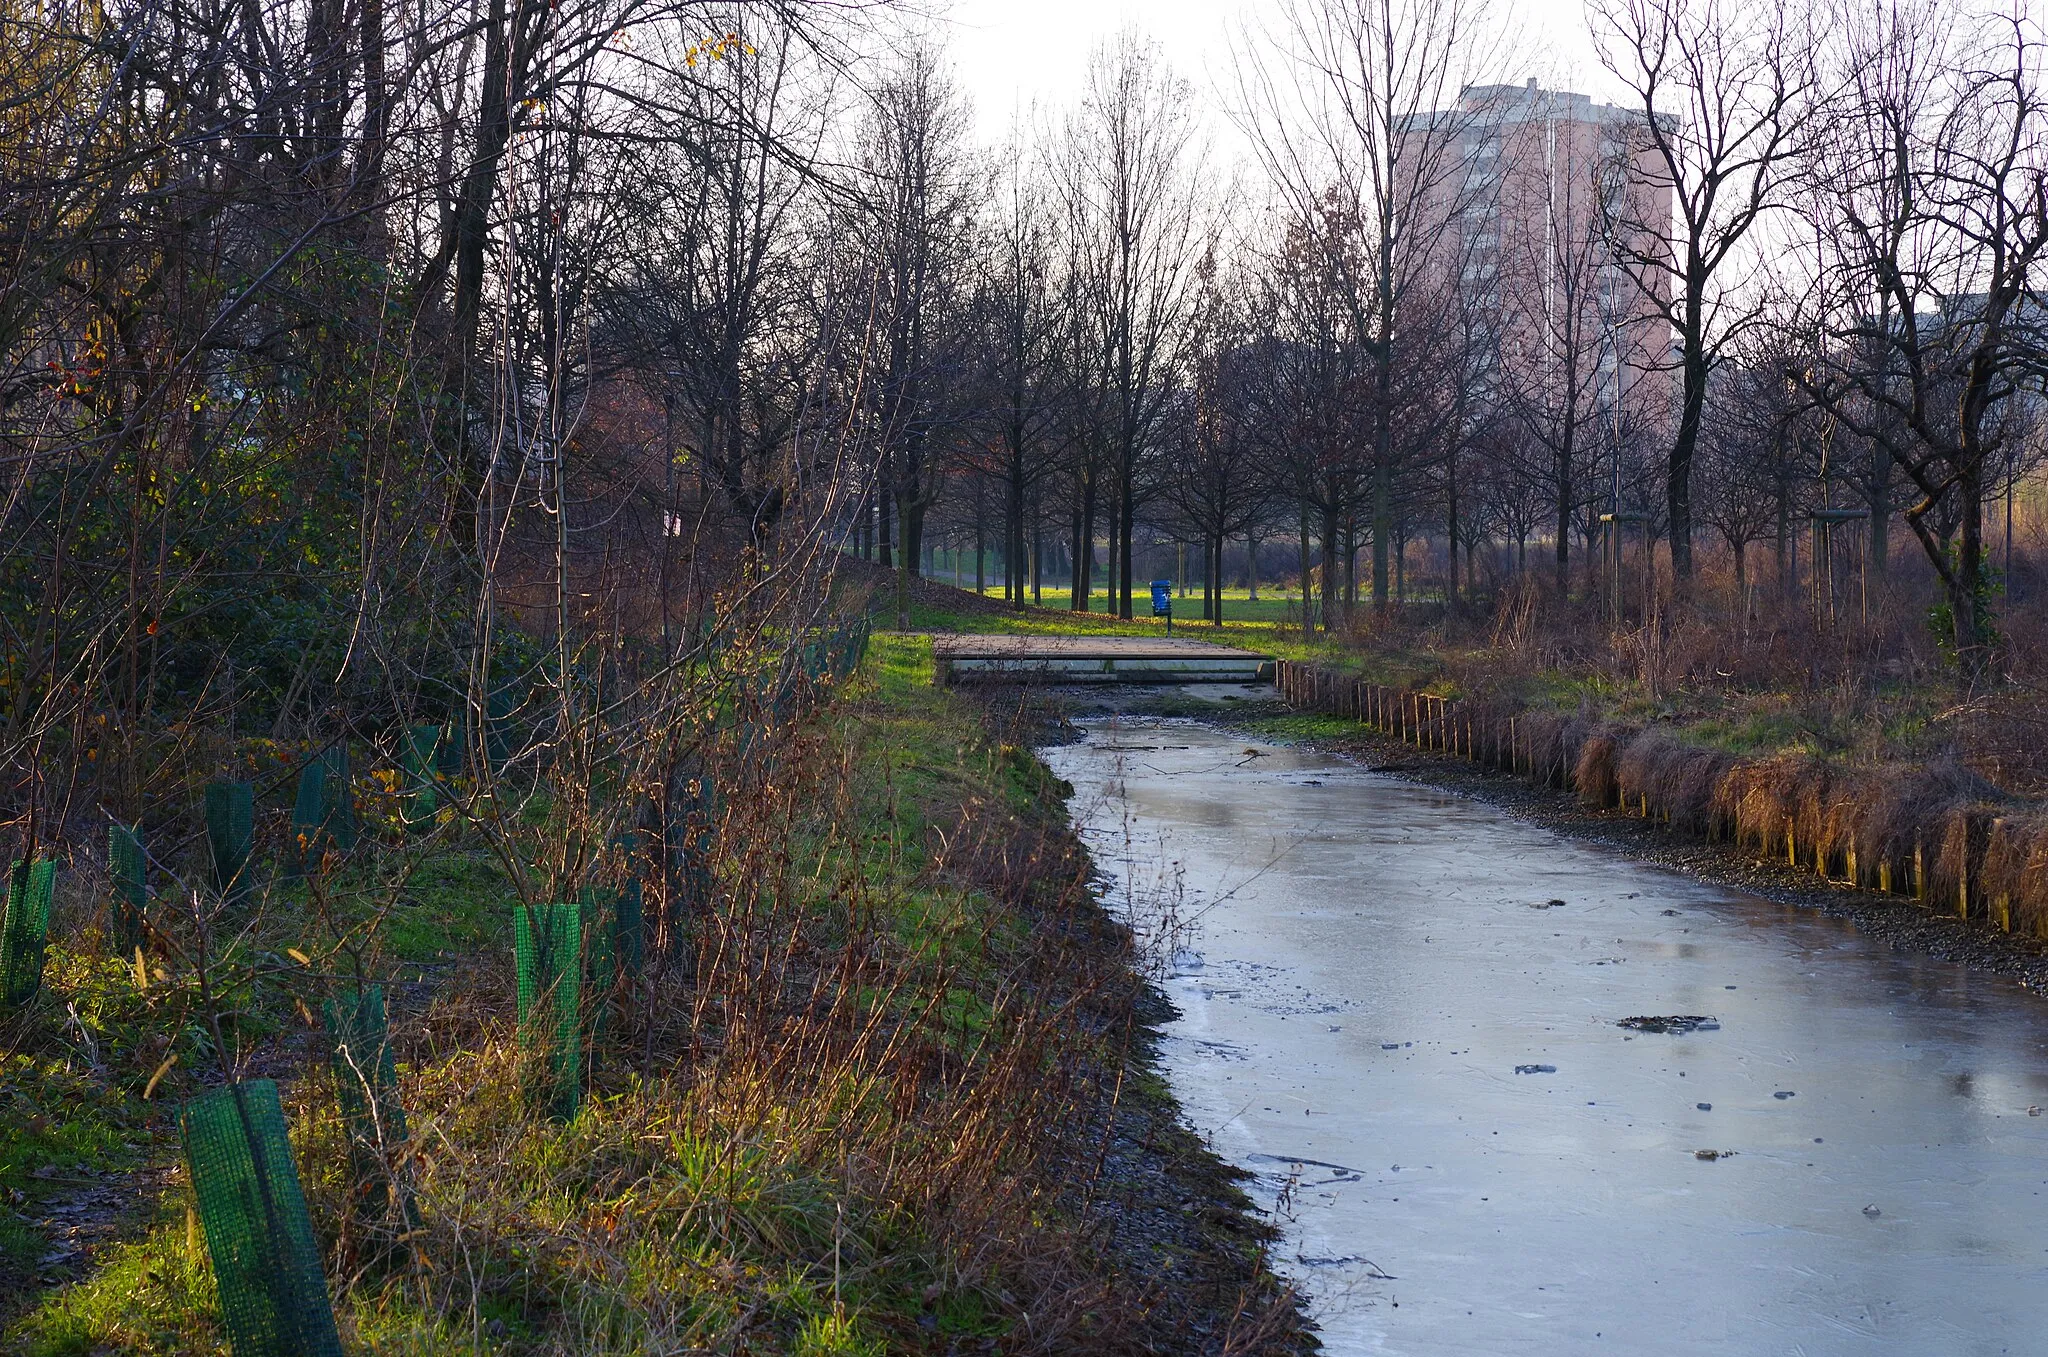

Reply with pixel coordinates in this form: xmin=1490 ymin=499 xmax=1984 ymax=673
xmin=1555 ymin=433 xmax=1574 ymax=598
xmin=1298 ymin=509 xmax=1314 ymax=639
xmin=1072 ymin=470 xmax=1094 ymax=612
xmin=1211 ymin=536 xmax=1221 ymax=622
xmin=877 ymin=464 xmax=894 ymax=569
xmin=1446 ymin=450 xmax=1462 ymax=606
xmin=1320 ymin=500 xmax=1340 ymax=634
xmin=1668 ymin=316 xmax=1709 ymax=586
xmin=1030 ymin=482 xmax=1043 ymax=606
xmin=1733 ymin=540 xmax=1748 ymax=629
xmin=1118 ymin=465 xmax=1135 ymax=620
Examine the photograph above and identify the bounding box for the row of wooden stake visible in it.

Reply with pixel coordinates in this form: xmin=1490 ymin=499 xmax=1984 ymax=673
xmin=1273 ymin=660 xmax=1983 ymax=924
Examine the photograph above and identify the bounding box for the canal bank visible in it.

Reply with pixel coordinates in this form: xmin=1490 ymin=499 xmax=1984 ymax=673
xmin=4 ymin=638 xmax=1310 ymax=1356
xmin=1043 ymin=715 xmax=2048 ymax=1355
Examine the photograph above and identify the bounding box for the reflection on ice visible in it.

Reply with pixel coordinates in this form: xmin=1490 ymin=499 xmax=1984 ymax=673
xmin=1046 ymin=717 xmax=2048 ymax=1357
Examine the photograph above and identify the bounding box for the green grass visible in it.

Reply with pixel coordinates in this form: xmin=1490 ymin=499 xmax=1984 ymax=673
xmin=382 ymin=850 xmax=513 ymax=962
xmin=0 ymin=1056 xmax=156 ymax=1283
xmin=898 ymin=580 xmax=1351 ymax=668
xmin=8 ymin=628 xmax=1115 ymax=1355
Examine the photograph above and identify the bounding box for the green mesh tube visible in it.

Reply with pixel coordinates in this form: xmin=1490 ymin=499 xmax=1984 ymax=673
xmin=3 ymin=857 xmax=55 ymax=1006
xmin=513 ymin=902 xmax=584 ymax=1120
xmin=321 ymin=747 xmax=357 ymax=852
xmin=288 ymin=747 xmax=356 ymax=882
xmin=401 ymin=725 xmax=440 ymax=830
xmin=286 ymin=763 xmax=325 ymax=882
xmin=577 ymin=886 xmax=616 ymax=1042
xmin=323 ymin=985 xmax=419 ymax=1238
xmin=485 ymin=685 xmax=514 ymax=770
xmin=180 ymin=1079 xmax=343 ymax=1357
xmin=613 ymin=878 xmax=643 ymax=982
xmin=109 ymin=825 xmax=147 ymax=956
xmin=206 ymin=781 xmax=255 ymax=910
xmin=608 ymin=831 xmax=646 ymax=983
xmin=437 ymin=715 xmax=467 ymax=778
xmin=674 ymin=771 xmax=716 ymax=918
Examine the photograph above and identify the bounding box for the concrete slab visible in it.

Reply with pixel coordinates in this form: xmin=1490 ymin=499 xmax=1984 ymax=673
xmin=931 ymin=634 xmax=1275 ymax=684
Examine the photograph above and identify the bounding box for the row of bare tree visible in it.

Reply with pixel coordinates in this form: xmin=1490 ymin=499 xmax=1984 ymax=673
xmin=893 ymin=0 xmax=2048 ymax=692
xmin=6 ymin=0 xmax=2048 ymax=837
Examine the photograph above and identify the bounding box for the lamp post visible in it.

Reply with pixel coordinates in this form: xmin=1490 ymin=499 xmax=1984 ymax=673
xmin=1599 ymin=512 xmax=1650 ymax=625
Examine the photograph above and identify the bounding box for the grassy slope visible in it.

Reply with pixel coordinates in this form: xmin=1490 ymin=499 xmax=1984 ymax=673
xmin=4 ymin=633 xmax=1294 ymax=1355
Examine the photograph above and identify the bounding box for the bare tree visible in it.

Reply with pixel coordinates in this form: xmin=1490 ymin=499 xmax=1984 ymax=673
xmin=1239 ymin=0 xmax=1506 ymax=617
xmin=1165 ymin=259 xmax=1276 ymax=624
xmin=1056 ymin=30 xmax=1210 ymax=620
xmin=1487 ymin=91 xmax=1631 ymax=598
xmin=1592 ymin=0 xmax=1813 ymax=589
xmin=1792 ymin=0 xmax=2048 ymax=684
xmin=974 ymin=135 xmax=1068 ymax=609
xmin=843 ymin=45 xmax=978 ymax=622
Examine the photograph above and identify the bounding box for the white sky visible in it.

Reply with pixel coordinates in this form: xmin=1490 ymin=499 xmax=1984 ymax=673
xmin=938 ymin=0 xmax=1628 ymax=155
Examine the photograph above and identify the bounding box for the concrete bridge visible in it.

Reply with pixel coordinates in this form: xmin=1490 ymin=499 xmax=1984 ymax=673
xmin=931 ymin=634 xmax=1275 ymax=685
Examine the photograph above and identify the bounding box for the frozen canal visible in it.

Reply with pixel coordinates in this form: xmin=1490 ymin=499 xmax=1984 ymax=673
xmin=1043 ymin=717 xmax=2048 ymax=1356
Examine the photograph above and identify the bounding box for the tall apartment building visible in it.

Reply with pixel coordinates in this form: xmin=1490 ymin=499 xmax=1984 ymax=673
xmin=1436 ymin=80 xmax=1676 ymax=443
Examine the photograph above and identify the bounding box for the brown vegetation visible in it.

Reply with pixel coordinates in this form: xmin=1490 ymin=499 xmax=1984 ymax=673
xmin=1276 ymin=642 xmax=2048 ymax=943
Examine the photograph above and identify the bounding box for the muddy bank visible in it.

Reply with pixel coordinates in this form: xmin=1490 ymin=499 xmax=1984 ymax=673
xmin=975 ymin=691 xmax=1314 ymax=1354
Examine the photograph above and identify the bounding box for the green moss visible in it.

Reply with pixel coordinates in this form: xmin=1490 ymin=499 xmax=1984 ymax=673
xmin=1237 ymin=713 xmax=1358 ymax=741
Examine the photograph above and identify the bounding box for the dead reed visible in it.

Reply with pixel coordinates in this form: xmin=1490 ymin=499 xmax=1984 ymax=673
xmin=1283 ymin=658 xmax=2048 ymax=947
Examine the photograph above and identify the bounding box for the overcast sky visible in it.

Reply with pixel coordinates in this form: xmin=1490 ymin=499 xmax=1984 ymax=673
xmin=939 ymin=0 xmax=1628 ymax=153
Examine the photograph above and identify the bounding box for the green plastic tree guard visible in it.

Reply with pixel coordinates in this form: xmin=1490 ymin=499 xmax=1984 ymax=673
xmin=513 ymin=901 xmax=585 ymax=1120
xmin=578 ymin=887 xmax=615 ymax=1041
xmin=323 ymin=985 xmax=419 ymax=1238
xmin=288 ymin=747 xmax=354 ymax=879
xmin=485 ymin=685 xmax=516 ymax=771
xmin=205 ymin=780 xmax=255 ymax=910
xmin=437 ymin=715 xmax=467 ymax=778
xmin=681 ymin=771 xmax=717 ymax=916
xmin=3 ymin=857 xmax=55 ymax=1006
xmin=109 ymin=824 xmax=147 ymax=956
xmin=613 ymin=877 xmax=643 ymax=982
xmin=181 ymin=1079 xmax=344 ymax=1357
xmin=401 ymin=725 xmax=440 ymax=830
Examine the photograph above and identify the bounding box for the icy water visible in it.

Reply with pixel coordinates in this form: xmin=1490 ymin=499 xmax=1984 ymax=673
xmin=1043 ymin=716 xmax=2048 ymax=1356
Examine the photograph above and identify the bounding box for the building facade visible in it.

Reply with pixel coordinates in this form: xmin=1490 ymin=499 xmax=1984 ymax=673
xmin=1442 ymin=79 xmax=1676 ymax=449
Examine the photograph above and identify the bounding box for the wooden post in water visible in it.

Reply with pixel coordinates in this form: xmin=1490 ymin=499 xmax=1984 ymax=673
xmin=1992 ymin=819 xmax=2009 ymax=929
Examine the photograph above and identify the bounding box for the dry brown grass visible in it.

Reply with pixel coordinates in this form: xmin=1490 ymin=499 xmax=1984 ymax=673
xmin=1317 ymin=640 xmax=2048 ymax=944
xmin=1575 ymin=734 xmax=1621 ymax=809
